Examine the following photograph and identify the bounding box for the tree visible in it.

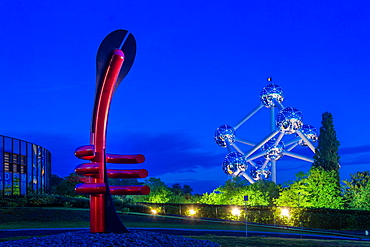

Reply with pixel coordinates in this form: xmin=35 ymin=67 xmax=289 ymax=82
xmin=240 ymin=180 xmax=280 ymax=206
xmin=274 ymin=171 xmax=312 ymax=207
xmin=133 ymin=177 xmax=172 ymax=203
xmin=343 ymin=171 xmax=370 ymax=194
xmin=54 ymin=173 xmax=89 ymax=196
xmin=199 ymin=177 xmax=279 ymax=206
xmin=343 ymin=171 xmax=370 ymax=208
xmin=168 ymin=183 xmax=194 ymax=203
xmin=50 ymin=174 xmax=64 ymax=194
xmin=170 ymin=183 xmax=183 ymax=196
xmin=199 ymin=191 xmax=224 ymax=205
xmin=346 ymin=183 xmax=370 ymax=210
xmin=312 ymin=112 xmax=340 ymax=174
xmin=275 ymin=168 xmax=343 ymax=209
xmin=182 ymin=185 xmax=193 ymax=196
xmin=108 ymin=178 xmax=141 ymax=186
xmin=305 ymin=167 xmax=343 ymax=209
xmin=199 ymin=177 xmax=247 ymax=205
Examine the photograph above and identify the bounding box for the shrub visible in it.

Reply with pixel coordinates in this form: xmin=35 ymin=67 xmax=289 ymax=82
xmin=26 ymin=193 xmax=57 ymax=206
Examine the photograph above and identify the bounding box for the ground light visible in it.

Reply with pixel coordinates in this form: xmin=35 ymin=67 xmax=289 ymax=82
xmin=188 ymin=209 xmax=196 ymax=216
xmin=281 ymin=208 xmax=290 ymax=217
xmin=151 ymin=209 xmax=158 ymax=215
xmin=231 ymin=208 xmax=241 ymax=216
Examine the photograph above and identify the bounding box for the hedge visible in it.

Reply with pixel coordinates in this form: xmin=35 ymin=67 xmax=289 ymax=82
xmin=137 ymin=202 xmax=370 ymax=231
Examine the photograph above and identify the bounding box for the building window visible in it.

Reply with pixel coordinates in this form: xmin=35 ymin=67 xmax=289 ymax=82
xmin=4 ymin=162 xmax=9 ymax=172
xmin=4 ymin=153 xmax=10 ymax=163
xmin=20 ymin=155 xmax=26 ymax=165
xmin=13 ymin=154 xmax=19 ymax=164
xmin=13 ymin=164 xmax=18 ymax=173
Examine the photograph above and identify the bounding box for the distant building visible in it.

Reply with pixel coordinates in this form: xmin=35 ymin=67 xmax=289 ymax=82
xmin=0 ymin=135 xmax=51 ymax=196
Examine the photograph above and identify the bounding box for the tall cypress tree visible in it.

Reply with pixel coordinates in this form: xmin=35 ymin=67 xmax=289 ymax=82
xmin=312 ymin=112 xmax=340 ymax=173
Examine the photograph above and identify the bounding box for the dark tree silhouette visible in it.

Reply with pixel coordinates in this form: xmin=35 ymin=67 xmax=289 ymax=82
xmin=312 ymin=112 xmax=340 ymax=177
xmin=171 ymin=183 xmax=193 ymax=196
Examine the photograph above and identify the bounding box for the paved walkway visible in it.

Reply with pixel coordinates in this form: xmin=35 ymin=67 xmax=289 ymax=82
xmin=0 ymin=228 xmax=369 ymax=241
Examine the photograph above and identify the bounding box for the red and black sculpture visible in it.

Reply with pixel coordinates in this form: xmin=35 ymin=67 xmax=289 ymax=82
xmin=74 ymin=30 xmax=150 ymax=233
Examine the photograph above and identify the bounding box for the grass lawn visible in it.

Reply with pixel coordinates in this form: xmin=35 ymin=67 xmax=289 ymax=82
xmin=1 ymin=207 xmax=370 ymax=247
xmin=186 ymin=235 xmax=370 ymax=247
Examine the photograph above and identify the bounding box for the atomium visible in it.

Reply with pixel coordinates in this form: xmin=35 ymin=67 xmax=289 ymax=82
xmin=276 ymin=107 xmax=303 ymax=134
xmin=222 ymin=152 xmax=247 ymax=177
xmin=261 ymin=138 xmax=285 ymax=161
xmin=215 ymin=80 xmax=317 ymax=183
xmin=260 ymin=83 xmax=284 ymax=108
xmin=214 ymin=124 xmax=235 ymax=147
xmin=298 ymin=124 xmax=318 ymax=146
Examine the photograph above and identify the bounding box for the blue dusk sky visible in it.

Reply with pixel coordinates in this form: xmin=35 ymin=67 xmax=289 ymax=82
xmin=1 ymin=1 xmax=369 ymax=194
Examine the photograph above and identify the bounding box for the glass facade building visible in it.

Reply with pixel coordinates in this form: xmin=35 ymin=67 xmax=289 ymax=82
xmin=0 ymin=135 xmax=51 ymax=196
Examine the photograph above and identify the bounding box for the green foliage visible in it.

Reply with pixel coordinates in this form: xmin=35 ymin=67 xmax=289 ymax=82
xmin=0 ymin=194 xmax=89 ymax=208
xmin=343 ymin=171 xmax=370 ymax=192
xmin=170 ymin=183 xmax=183 ymax=196
xmin=170 ymin=183 xmax=193 ymax=196
xmin=112 ymin=195 xmax=136 ymax=211
xmin=63 ymin=201 xmax=73 ymax=208
xmin=54 ymin=173 xmax=89 ymax=197
xmin=275 ymin=168 xmax=343 ymax=209
xmin=24 ymin=193 xmax=90 ymax=208
xmin=27 ymin=193 xmax=57 ymax=206
xmin=274 ymin=172 xmax=311 ymax=207
xmin=343 ymin=171 xmax=370 ymax=209
xmin=0 ymin=207 xmax=90 ymax=225
xmin=133 ymin=177 xmax=172 ymax=203
xmin=0 ymin=196 xmax=27 ymax=207
xmin=182 ymin=185 xmax=193 ymax=195
xmin=199 ymin=177 xmax=246 ymax=205
xmin=312 ymin=112 xmax=340 ymax=173
xmin=125 ymin=203 xmax=151 ymax=214
xmin=247 ymin=207 xmax=275 ymax=224
xmin=346 ymin=182 xmax=370 ymax=210
xmin=108 ymin=178 xmax=141 ymax=186
xmin=306 ymin=167 xmax=343 ymax=209
xmin=167 ymin=183 xmax=194 ymax=203
xmin=199 ymin=177 xmax=279 ymax=206
xmin=50 ymin=174 xmax=64 ymax=194
xmin=133 ymin=177 xmax=195 ymax=204
xmin=279 ymin=207 xmax=370 ymax=230
xmin=199 ymin=191 xmax=223 ymax=205
xmin=168 ymin=194 xmax=188 ymax=204
xmin=248 ymin=180 xmax=280 ymax=206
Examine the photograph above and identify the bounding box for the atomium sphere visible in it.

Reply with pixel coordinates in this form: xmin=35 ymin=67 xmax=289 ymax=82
xmin=261 ymin=138 xmax=285 ymax=161
xmin=260 ymin=84 xmax=284 ymax=108
xmin=262 ymin=166 xmax=272 ymax=179
xmin=276 ymin=107 xmax=303 ymax=134
xmin=250 ymin=166 xmax=259 ymax=180
xmin=250 ymin=160 xmax=263 ymax=180
xmin=250 ymin=160 xmax=271 ymax=180
xmin=222 ymin=152 xmax=247 ymax=177
xmin=298 ymin=124 xmax=318 ymax=146
xmin=214 ymin=125 xmax=235 ymax=147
